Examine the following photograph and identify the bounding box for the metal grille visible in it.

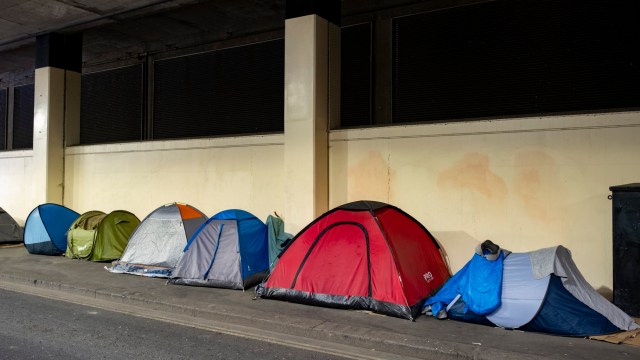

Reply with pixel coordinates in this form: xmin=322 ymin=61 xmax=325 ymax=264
xmin=392 ymin=0 xmax=640 ymax=123
xmin=0 ymin=89 xmax=6 ymax=150
xmin=340 ymin=23 xmax=372 ymax=128
xmin=80 ymin=65 xmax=143 ymax=144
xmin=153 ymin=39 xmax=284 ymax=140
xmin=12 ymin=84 xmax=34 ymax=149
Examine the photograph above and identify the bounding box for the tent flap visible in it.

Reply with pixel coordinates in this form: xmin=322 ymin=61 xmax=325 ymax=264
xmin=485 ymin=253 xmax=550 ymax=329
xmin=66 ymin=229 xmax=96 ymax=259
xmin=531 ymin=246 xmax=639 ymax=332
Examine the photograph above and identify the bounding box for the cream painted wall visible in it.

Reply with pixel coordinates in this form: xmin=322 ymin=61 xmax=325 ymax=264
xmin=0 ymin=150 xmax=35 ymax=225
xmin=2 ymin=110 xmax=637 ymax=292
xmin=63 ymin=134 xmax=285 ymax=224
xmin=330 ymin=111 xmax=640 ymax=293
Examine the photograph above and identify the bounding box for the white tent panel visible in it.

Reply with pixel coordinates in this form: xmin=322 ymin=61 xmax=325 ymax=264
xmin=486 ymin=253 xmax=550 ymax=328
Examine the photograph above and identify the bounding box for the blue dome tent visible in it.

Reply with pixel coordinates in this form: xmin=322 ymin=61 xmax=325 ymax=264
xmin=169 ymin=209 xmax=269 ymax=290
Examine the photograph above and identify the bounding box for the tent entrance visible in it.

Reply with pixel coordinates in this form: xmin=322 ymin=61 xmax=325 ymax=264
xmin=66 ymin=211 xmax=106 ymax=259
xmin=292 ymin=222 xmax=371 ymax=297
xmin=67 ymin=229 xmax=97 ymax=259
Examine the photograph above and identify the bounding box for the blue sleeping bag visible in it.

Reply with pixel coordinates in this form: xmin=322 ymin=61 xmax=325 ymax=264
xmin=424 ymin=250 xmax=505 ymax=317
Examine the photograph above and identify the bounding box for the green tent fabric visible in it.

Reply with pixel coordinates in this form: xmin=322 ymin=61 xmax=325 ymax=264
xmin=266 ymin=214 xmax=292 ymax=271
xmin=66 ymin=211 xmax=105 ymax=258
xmin=66 ymin=210 xmax=140 ymax=261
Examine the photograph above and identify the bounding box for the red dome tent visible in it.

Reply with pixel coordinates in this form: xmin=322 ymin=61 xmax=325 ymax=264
xmin=258 ymin=201 xmax=450 ymax=320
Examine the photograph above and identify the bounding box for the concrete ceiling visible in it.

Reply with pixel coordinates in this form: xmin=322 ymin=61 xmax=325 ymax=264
xmin=0 ymin=0 xmax=426 ymax=82
xmin=0 ymin=0 xmax=210 ymax=50
xmin=0 ymin=0 xmax=291 ymax=81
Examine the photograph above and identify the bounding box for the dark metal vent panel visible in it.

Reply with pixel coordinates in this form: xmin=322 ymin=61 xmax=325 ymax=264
xmin=0 ymin=89 xmax=6 ymax=150
xmin=12 ymin=84 xmax=34 ymax=150
xmin=393 ymin=0 xmax=640 ymax=123
xmin=340 ymin=23 xmax=373 ymax=128
xmin=80 ymin=65 xmax=143 ymax=145
xmin=153 ymin=39 xmax=284 ymax=140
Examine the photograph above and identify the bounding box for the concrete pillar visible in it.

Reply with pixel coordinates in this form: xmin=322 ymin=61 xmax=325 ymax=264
xmin=284 ymin=1 xmax=341 ymax=233
xmin=33 ymin=33 xmax=82 ymax=204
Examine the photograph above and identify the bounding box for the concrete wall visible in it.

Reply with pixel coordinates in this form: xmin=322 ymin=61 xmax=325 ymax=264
xmin=330 ymin=111 xmax=640 ymax=293
xmin=63 ymin=134 xmax=285 ymax=222
xmin=0 ymin=150 xmax=34 ymax=225
xmin=2 ymin=111 xmax=638 ymax=292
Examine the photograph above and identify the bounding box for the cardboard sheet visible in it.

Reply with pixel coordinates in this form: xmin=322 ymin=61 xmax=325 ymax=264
xmin=589 ymin=319 xmax=640 ymax=346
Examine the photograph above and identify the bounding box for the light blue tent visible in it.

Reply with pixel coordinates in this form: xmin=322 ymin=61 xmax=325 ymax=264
xmin=169 ymin=209 xmax=269 ymax=290
xmin=423 ymin=246 xmax=639 ymax=336
xmin=24 ymin=204 xmax=80 ymax=255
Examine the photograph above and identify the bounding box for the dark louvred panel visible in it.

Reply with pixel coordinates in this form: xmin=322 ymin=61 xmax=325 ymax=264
xmin=393 ymin=0 xmax=640 ymax=123
xmin=80 ymin=65 xmax=143 ymax=144
xmin=0 ymin=89 xmax=6 ymax=150
xmin=340 ymin=23 xmax=373 ymax=128
xmin=153 ymin=39 xmax=284 ymax=140
xmin=12 ymin=84 xmax=34 ymax=149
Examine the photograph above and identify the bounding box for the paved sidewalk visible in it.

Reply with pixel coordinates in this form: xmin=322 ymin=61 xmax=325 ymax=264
xmin=0 ymin=246 xmax=638 ymax=359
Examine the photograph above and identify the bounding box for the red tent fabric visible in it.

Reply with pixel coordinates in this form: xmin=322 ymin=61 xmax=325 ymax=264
xmin=258 ymin=201 xmax=450 ymax=320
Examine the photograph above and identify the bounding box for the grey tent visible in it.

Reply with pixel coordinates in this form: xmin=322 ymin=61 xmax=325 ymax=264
xmin=107 ymin=203 xmax=207 ymax=277
xmin=169 ymin=209 xmax=269 ymax=290
xmin=0 ymin=207 xmax=23 ymax=244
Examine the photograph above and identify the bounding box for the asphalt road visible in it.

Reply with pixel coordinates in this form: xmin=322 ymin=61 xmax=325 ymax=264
xmin=0 ymin=288 xmax=345 ymax=360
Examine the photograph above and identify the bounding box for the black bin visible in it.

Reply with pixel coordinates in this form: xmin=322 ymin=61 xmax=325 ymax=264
xmin=610 ymin=183 xmax=640 ymax=316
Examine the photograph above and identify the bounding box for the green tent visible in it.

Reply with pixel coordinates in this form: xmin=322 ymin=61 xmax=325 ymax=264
xmin=66 ymin=210 xmax=140 ymax=261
